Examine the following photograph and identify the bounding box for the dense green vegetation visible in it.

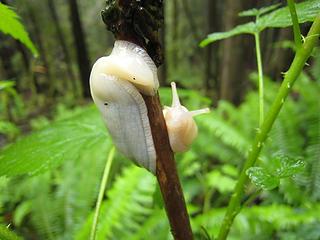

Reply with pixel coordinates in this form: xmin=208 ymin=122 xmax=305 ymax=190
xmin=0 ymin=0 xmax=319 ymax=239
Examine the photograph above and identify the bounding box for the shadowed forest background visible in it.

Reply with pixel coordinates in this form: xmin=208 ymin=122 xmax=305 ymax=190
xmin=0 ymin=0 xmax=319 ymax=239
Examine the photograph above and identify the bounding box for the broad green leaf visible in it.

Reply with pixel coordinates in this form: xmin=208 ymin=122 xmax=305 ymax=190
xmin=200 ymin=22 xmax=256 ymax=47
xmin=0 ymin=105 xmax=109 ymax=177
xmin=0 ymin=80 xmax=15 ymax=91
xmin=0 ymin=3 xmax=38 ymax=56
xmin=239 ymin=3 xmax=281 ymax=17
xmin=275 ymin=155 xmax=305 ymax=178
xmin=246 ymin=167 xmax=279 ymax=190
xmin=200 ymin=0 xmax=319 ymax=47
xmin=247 ymin=153 xmax=305 ymax=191
xmin=259 ymin=0 xmax=319 ymax=29
xmin=206 ymin=170 xmax=236 ymax=193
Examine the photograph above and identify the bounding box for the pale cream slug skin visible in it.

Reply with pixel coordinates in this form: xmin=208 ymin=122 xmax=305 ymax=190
xmin=163 ymin=82 xmax=210 ymax=152
xmin=90 ymin=40 xmax=158 ymax=173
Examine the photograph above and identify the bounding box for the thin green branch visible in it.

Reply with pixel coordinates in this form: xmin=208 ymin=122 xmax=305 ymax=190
xmin=254 ymin=32 xmax=264 ymax=126
xmin=217 ymin=15 xmax=320 ymax=240
xmin=203 ymin=187 xmax=215 ymax=213
xmin=241 ymin=189 xmax=262 ymax=208
xmin=287 ymin=0 xmax=302 ymax=49
xmin=90 ymin=147 xmax=116 ymax=240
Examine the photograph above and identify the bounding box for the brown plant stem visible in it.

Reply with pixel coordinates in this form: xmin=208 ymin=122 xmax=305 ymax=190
xmin=101 ymin=1 xmax=193 ymax=239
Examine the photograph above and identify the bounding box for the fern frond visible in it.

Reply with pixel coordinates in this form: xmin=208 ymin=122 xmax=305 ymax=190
xmin=306 ymin=118 xmax=320 ymax=200
xmin=198 ymin=113 xmax=251 ymax=157
xmin=76 ymin=166 xmax=156 ymax=240
xmin=193 ymin=204 xmax=320 ymax=239
xmin=130 ymin=208 xmax=170 ymax=240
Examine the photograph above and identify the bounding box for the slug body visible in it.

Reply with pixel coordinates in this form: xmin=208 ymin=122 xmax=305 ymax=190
xmin=90 ymin=41 xmax=158 ymax=173
xmin=163 ymin=82 xmax=210 ymax=152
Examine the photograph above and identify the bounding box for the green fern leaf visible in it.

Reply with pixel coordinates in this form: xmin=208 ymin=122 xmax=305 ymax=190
xmin=130 ymin=208 xmax=169 ymax=240
xmin=76 ymin=166 xmax=156 ymax=240
xmin=198 ymin=114 xmax=251 ymax=157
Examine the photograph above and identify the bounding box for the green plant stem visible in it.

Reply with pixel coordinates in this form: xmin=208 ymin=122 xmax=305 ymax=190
xmin=287 ymin=0 xmax=302 ymax=49
xmin=217 ymin=15 xmax=320 ymax=240
xmin=254 ymin=32 xmax=264 ymax=127
xmin=90 ymin=147 xmax=116 ymax=240
xmin=241 ymin=189 xmax=262 ymax=208
xmin=203 ymin=187 xmax=215 ymax=213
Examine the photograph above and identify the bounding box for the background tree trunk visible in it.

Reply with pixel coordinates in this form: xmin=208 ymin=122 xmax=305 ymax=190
xmin=180 ymin=0 xmax=200 ymax=41
xmin=48 ymin=0 xmax=77 ymax=93
xmin=172 ymin=0 xmax=178 ymax=66
xmin=67 ymin=0 xmax=91 ymax=98
xmin=0 ymin=36 xmax=16 ymax=80
xmin=204 ymin=0 xmax=222 ymax=102
xmin=264 ymin=28 xmax=294 ymax=80
xmin=219 ymin=0 xmax=244 ymax=105
xmin=158 ymin=1 xmax=167 ymax=85
xmin=15 ymin=40 xmax=30 ymax=72
xmin=26 ymin=4 xmax=52 ymax=94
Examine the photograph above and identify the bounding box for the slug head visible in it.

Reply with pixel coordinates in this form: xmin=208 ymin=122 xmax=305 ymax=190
xmin=108 ymin=41 xmax=159 ymax=95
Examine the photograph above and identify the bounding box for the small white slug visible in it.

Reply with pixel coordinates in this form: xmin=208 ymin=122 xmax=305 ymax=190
xmin=90 ymin=40 xmax=158 ymax=173
xmin=163 ymin=82 xmax=210 ymax=153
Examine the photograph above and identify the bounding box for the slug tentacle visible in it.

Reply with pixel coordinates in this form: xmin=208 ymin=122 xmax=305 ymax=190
xmin=190 ymin=108 xmax=210 ymax=116
xmin=170 ymin=82 xmax=181 ymax=108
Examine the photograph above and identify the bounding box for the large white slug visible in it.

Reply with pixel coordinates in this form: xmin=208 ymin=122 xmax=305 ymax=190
xmin=90 ymin=41 xmax=158 ymax=173
xmin=90 ymin=40 xmax=209 ymax=174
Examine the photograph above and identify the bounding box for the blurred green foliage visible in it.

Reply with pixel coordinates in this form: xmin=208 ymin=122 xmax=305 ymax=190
xmin=0 ymin=0 xmax=319 ymax=239
xmin=200 ymin=0 xmax=320 ymax=46
xmin=0 ymin=69 xmax=319 ymax=239
xmin=0 ymin=3 xmax=38 ymax=56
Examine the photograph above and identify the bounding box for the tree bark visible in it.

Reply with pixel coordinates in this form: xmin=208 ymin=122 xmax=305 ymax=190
xmin=204 ymin=0 xmax=221 ymax=101
xmin=264 ymin=28 xmax=294 ymax=80
xmin=180 ymin=0 xmax=200 ymax=41
xmin=158 ymin=2 xmax=167 ymax=85
xmin=67 ymin=0 xmax=91 ymax=98
xmin=219 ymin=0 xmax=244 ymax=104
xmin=26 ymin=4 xmax=52 ymax=94
xmin=172 ymin=0 xmax=178 ymax=66
xmin=15 ymin=40 xmax=30 ymax=71
xmin=101 ymin=1 xmax=193 ymax=239
xmin=48 ymin=0 xmax=77 ymax=92
xmin=0 ymin=35 xmax=16 ymax=80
